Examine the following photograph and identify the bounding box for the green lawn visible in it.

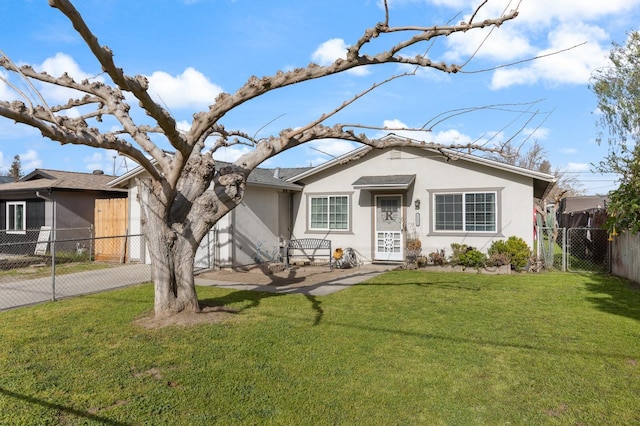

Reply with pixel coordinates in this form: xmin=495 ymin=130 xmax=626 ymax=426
xmin=1 ymin=271 xmax=639 ymax=425
xmin=0 ymin=261 xmax=112 ymax=282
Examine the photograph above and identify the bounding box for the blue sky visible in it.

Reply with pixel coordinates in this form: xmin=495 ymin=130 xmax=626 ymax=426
xmin=1 ymin=0 xmax=638 ymax=194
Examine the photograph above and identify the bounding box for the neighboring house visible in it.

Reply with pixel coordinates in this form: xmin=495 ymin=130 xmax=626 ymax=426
xmin=556 ymin=195 xmax=607 ymax=229
xmin=0 ymin=176 xmax=15 ymax=184
xmin=112 ymin=143 xmax=555 ymax=269
xmin=0 ymin=169 xmax=128 ymax=254
xmin=556 ymin=195 xmax=609 ymax=265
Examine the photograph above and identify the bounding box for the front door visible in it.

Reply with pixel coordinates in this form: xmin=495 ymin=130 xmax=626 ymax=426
xmin=374 ymin=195 xmax=403 ymax=261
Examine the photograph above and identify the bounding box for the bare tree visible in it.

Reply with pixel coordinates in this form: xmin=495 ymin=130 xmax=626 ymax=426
xmin=0 ymin=0 xmax=520 ymax=317
xmin=485 ymin=140 xmax=583 ymax=204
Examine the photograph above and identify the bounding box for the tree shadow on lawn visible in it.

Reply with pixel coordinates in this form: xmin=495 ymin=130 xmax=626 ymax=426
xmin=583 ymin=273 xmax=640 ymax=322
xmin=0 ymin=386 xmax=130 ymax=426
xmin=199 ymin=289 xmax=325 ymax=326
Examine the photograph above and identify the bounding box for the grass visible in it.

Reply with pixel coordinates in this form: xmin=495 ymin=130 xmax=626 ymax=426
xmin=1 ymin=271 xmax=640 ymax=424
xmin=0 ymin=261 xmax=112 ymax=282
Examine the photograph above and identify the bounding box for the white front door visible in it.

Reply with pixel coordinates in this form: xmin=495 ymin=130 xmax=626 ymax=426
xmin=374 ymin=195 xmax=403 ymax=261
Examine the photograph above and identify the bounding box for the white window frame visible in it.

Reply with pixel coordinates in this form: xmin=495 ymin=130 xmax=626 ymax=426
xmin=6 ymin=201 xmax=26 ymax=234
xmin=433 ymin=191 xmax=497 ymax=233
xmin=308 ymin=194 xmax=350 ymax=232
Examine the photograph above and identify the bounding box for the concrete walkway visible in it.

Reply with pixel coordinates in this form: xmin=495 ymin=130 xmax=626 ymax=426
xmin=195 ymin=264 xmax=394 ymax=296
xmin=0 ymin=264 xmax=152 ymax=311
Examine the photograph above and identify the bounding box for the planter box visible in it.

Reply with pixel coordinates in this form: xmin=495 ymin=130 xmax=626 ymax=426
xmin=420 ymin=264 xmax=511 ymax=275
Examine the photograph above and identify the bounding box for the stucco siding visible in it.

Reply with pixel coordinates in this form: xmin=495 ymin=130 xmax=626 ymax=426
xmin=232 ymin=186 xmax=284 ymax=266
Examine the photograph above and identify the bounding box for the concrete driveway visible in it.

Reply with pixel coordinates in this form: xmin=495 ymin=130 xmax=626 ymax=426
xmin=0 ymin=264 xmax=152 ymax=311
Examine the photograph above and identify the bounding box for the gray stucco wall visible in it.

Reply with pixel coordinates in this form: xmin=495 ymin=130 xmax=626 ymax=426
xmin=232 ymin=186 xmax=287 ymax=267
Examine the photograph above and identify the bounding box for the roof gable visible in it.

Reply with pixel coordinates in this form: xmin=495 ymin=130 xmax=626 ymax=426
xmin=287 ymin=143 xmax=556 ymax=199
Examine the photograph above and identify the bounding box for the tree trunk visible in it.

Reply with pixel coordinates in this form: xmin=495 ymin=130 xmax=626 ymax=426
xmin=139 ymin=179 xmax=202 ymax=317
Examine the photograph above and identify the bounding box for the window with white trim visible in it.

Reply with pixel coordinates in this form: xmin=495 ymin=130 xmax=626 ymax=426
xmin=310 ymin=195 xmax=349 ymax=231
xmin=434 ymin=192 xmax=496 ymax=232
xmin=6 ymin=201 xmax=26 ymax=233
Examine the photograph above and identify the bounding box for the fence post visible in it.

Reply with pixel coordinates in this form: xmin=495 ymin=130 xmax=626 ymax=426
xmin=51 ymin=232 xmax=56 ymax=301
xmin=560 ymin=228 xmax=567 ymax=272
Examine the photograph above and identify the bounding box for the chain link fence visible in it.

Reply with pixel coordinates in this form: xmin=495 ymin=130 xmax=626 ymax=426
xmin=537 ymin=227 xmax=610 ymax=273
xmin=0 ymin=229 xmax=151 ymax=311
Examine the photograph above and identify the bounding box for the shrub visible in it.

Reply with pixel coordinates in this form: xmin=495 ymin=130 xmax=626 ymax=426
xmin=450 ymin=243 xmax=487 ymax=269
xmin=405 ymin=238 xmax=422 ymax=253
xmin=488 ymin=236 xmax=531 ymax=269
xmin=486 ymin=252 xmax=511 ymax=267
xmin=428 ymin=249 xmax=447 ymax=265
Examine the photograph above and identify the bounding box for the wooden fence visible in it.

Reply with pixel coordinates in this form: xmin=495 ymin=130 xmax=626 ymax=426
xmin=611 ymin=231 xmax=640 ymax=284
xmin=94 ymin=198 xmax=128 ymax=262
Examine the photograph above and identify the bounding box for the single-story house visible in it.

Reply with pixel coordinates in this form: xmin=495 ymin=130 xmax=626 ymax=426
xmin=110 ymin=144 xmax=555 ymax=268
xmin=0 ymin=169 xmax=128 ymax=254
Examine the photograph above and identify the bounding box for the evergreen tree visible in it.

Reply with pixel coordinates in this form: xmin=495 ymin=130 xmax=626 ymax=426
xmin=8 ymin=155 xmax=22 ymax=182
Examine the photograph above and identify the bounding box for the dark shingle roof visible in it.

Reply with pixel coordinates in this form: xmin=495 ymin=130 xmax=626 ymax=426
xmin=0 ymin=169 xmax=127 ymax=193
xmin=352 ymin=175 xmax=416 ymax=188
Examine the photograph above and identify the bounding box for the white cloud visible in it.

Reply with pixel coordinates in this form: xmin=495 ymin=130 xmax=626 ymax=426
xmin=379 ymin=119 xmax=429 ymax=141
xmin=38 ymin=52 xmax=94 ymax=80
xmin=446 ymin=26 xmax=534 ymax=64
xmin=311 ymin=38 xmax=371 ymax=76
xmin=146 ymin=67 xmax=223 ymax=110
xmin=176 ymin=120 xmax=191 ymax=132
xmin=491 ymin=23 xmax=610 ymax=89
xmin=379 ymin=118 xmax=480 ymax=146
xmin=212 ymin=145 xmax=252 ymax=163
xmin=419 ymin=0 xmax=640 ymax=26
xmin=20 ymin=149 xmax=42 ymax=171
xmin=523 ymin=126 xmax=550 ymax=141
xmin=34 ymin=53 xmax=101 ymax=104
xmin=383 ymin=119 xmax=408 ymax=130
xmin=312 ymin=39 xmax=346 ymax=65
xmin=432 ymin=128 xmax=474 ymax=146
xmin=513 ymin=0 xmax=640 ymax=26
xmin=308 ymin=139 xmax=358 ymax=158
xmin=565 ymin=162 xmax=590 ymax=172
xmin=416 ymin=0 xmax=637 ymax=89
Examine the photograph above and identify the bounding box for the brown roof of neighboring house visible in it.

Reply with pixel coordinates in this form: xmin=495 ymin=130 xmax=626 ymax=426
xmin=0 ymin=169 xmax=127 ymax=193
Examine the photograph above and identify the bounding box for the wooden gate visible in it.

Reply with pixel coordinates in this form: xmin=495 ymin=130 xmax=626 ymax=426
xmin=94 ymin=198 xmax=128 ymax=262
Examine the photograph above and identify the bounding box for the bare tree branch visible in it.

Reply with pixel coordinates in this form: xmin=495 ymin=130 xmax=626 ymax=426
xmin=460 ymin=42 xmax=588 ymax=74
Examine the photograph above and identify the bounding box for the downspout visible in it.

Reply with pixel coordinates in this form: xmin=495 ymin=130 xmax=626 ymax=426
xmin=36 ymin=190 xmax=56 ymax=301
